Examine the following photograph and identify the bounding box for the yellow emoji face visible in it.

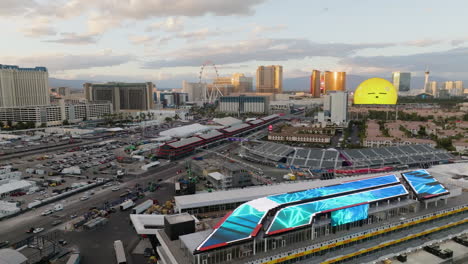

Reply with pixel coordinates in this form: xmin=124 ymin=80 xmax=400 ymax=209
xmin=354 ymin=78 xmax=398 ymax=105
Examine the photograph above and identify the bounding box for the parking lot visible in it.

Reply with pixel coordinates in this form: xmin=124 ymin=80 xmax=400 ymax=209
xmin=2 ymin=136 xmax=172 ymax=212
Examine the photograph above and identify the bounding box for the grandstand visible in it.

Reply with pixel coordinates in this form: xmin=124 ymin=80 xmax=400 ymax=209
xmin=242 ymin=141 xmax=454 ymax=172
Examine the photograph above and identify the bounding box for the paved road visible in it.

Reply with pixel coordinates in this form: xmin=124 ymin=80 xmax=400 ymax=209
xmin=350 ymin=124 xmax=361 ymax=145
xmin=0 ymin=162 xmax=183 ymax=244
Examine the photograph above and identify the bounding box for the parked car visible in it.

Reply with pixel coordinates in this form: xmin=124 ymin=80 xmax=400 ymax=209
xmin=41 ymin=209 xmax=54 ymax=216
xmin=111 ymin=186 xmax=120 ymax=192
xmin=80 ymin=196 xmax=89 ymax=201
xmin=33 ymin=227 xmax=44 ymax=234
xmin=0 ymin=241 xmax=9 ymax=249
xmin=51 ymin=220 xmax=62 ymax=226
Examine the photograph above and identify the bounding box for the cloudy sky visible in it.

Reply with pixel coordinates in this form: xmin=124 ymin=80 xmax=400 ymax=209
xmin=1 ymin=0 xmax=467 ymax=87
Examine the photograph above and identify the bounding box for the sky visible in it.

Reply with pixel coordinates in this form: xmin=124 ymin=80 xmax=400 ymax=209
xmin=1 ymin=0 xmax=468 ymax=87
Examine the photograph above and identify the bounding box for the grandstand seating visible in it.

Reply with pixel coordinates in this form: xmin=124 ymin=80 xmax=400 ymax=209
xmin=245 ymin=142 xmax=454 ymax=170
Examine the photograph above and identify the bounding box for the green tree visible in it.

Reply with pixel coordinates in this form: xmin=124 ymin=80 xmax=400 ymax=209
xmin=165 ymin=117 xmax=173 ymax=123
xmin=26 ymin=121 xmax=35 ymax=129
xmin=463 ymin=113 xmax=468 ymax=121
xmin=16 ymin=121 xmax=26 ymax=130
xmin=417 ymin=125 xmax=427 ymax=138
xmin=436 ymin=137 xmax=455 ymax=151
xmin=62 ymin=120 xmax=70 ymax=126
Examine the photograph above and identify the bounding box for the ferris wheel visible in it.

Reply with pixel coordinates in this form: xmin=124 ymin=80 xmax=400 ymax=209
xmin=199 ymin=61 xmax=224 ymax=103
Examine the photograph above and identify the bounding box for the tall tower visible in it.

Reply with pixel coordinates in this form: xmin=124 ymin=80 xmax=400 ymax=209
xmin=256 ymin=65 xmax=283 ymax=94
xmin=392 ymin=72 xmax=411 ymax=92
xmin=322 ymin=71 xmax=346 ymax=94
xmin=424 ymin=68 xmax=430 ymax=94
xmin=310 ymin=70 xmax=321 ymax=98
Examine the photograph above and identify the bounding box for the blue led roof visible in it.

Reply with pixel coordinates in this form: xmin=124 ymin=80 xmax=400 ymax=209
xmin=267 ymin=174 xmax=399 ymax=204
xmin=196 ymin=174 xmax=401 ymax=252
xmin=197 ymin=204 xmax=264 ymax=250
xmin=331 ymin=203 xmax=369 ymax=227
xmin=267 ymin=185 xmax=408 ymax=235
xmin=402 ymin=169 xmax=449 ymax=199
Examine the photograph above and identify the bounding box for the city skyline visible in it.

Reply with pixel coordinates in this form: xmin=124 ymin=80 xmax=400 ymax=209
xmin=1 ymin=0 xmax=468 ymax=86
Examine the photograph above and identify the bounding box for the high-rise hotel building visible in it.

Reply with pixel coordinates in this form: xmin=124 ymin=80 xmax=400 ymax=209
xmin=0 ymin=64 xmax=50 ymax=107
xmin=392 ymin=72 xmax=411 ymax=92
xmin=310 ymin=70 xmax=321 ymax=98
xmin=323 ymin=71 xmax=346 ymax=94
xmin=84 ymin=82 xmax=155 ymax=112
xmin=256 ymin=65 xmax=283 ymax=94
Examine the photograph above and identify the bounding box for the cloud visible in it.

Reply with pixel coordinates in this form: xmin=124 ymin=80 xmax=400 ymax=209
xmin=141 ymin=28 xmax=229 ymax=47
xmin=87 ymin=14 xmax=121 ymax=35
xmin=129 ymin=35 xmax=156 ymax=45
xmin=176 ymin=28 xmax=224 ymax=41
xmin=451 ymin=37 xmax=468 ymax=46
xmin=21 ymin=25 xmax=56 ymax=37
xmin=404 ymin=39 xmax=442 ymax=47
xmin=142 ymin=38 xmax=395 ymax=68
xmin=19 ymin=17 xmax=56 ymax=38
xmin=0 ymin=0 xmax=36 ymax=16
xmin=44 ymin=32 xmax=99 ymax=45
xmin=251 ymin=24 xmax=287 ymax=35
xmin=341 ymin=47 xmax=468 ymax=73
xmin=146 ymin=17 xmax=184 ymax=32
xmin=3 ymin=51 xmax=134 ymax=72
xmin=33 ymin=0 xmax=266 ymax=20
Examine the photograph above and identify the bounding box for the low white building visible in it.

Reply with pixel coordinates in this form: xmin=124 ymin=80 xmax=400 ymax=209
xmin=62 ymin=166 xmax=81 ymax=175
xmin=0 ymin=171 xmax=22 ymax=185
xmin=207 ymin=172 xmax=229 ymax=189
xmin=0 ymin=201 xmax=20 ymax=218
xmin=0 ymin=180 xmax=33 ymax=198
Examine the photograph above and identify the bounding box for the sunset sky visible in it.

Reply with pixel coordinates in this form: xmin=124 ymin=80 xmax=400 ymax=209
xmin=1 ymin=0 xmax=467 ymax=85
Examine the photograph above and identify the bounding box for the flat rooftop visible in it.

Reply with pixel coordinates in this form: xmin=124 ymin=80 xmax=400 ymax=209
xmin=167 ymin=137 xmax=203 ymax=148
xmin=175 ymin=173 xmax=403 ymax=210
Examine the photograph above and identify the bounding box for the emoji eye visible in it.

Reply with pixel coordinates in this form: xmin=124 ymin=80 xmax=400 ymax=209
xmin=368 ymin=92 xmax=375 ymax=94
xmin=379 ymin=93 xmax=387 ymax=94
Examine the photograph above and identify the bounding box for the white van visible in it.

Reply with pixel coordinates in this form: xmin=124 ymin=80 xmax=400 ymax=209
xmin=53 ymin=204 xmax=64 ymax=211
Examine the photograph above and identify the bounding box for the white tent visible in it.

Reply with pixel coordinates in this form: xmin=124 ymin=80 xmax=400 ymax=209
xmin=159 ymin=124 xmax=211 ymax=138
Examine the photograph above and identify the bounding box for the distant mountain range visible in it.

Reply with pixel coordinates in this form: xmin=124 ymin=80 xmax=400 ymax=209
xmin=50 ymin=75 xmax=465 ymax=92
